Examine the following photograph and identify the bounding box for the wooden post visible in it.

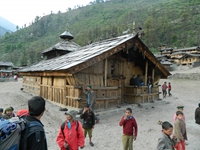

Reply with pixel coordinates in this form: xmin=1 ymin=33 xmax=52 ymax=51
xmin=152 ymin=68 xmax=155 ymax=85
xmin=145 ymin=60 xmax=148 ymax=86
xmin=104 ymin=58 xmax=108 ymax=87
xmin=63 ymin=77 xmax=67 ymax=106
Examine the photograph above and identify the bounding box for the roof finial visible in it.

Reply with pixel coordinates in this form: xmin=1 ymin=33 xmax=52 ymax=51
xmin=60 ymin=25 xmax=74 ymax=40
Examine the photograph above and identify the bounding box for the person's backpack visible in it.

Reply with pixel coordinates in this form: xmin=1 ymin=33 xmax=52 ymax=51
xmin=0 ymin=117 xmax=25 ymax=150
xmin=0 ymin=117 xmax=45 ymax=150
xmin=19 ymin=118 xmax=45 ymax=150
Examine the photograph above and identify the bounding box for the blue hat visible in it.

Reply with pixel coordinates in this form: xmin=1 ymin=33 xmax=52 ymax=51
xmin=0 ymin=108 xmax=3 ymax=112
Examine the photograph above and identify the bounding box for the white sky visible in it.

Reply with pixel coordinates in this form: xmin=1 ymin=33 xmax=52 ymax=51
xmin=0 ymin=0 xmax=92 ymax=27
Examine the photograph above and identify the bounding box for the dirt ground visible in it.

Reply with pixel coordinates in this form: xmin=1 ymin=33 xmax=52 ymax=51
xmin=0 ymin=70 xmax=200 ymax=150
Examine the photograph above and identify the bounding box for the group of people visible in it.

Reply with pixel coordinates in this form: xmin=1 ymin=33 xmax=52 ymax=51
xmin=0 ymin=107 xmax=15 ymax=120
xmin=161 ymin=81 xmax=172 ymax=98
xmin=130 ymin=75 xmax=153 ymax=93
xmin=157 ymin=104 xmax=200 ymax=150
xmin=1 ymin=85 xmax=200 ymax=150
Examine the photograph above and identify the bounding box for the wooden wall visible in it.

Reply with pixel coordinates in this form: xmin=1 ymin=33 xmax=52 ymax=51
xmin=40 ymin=77 xmax=66 ymax=105
xmin=23 ymin=76 xmax=40 ymax=95
xmin=22 ymin=53 xmax=162 ymax=109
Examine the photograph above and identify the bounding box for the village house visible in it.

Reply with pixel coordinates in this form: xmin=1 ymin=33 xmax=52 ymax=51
xmin=157 ymin=46 xmax=200 ymax=70
xmin=18 ymin=33 xmax=170 ymax=110
xmin=0 ymin=62 xmax=14 ymax=78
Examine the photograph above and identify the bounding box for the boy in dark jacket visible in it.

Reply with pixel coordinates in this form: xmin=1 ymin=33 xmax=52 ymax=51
xmin=80 ymin=104 xmax=95 ymax=146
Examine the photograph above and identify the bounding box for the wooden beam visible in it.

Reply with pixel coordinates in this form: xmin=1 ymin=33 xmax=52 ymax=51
xmin=135 ymin=39 xmax=170 ymax=77
xmin=152 ymin=68 xmax=155 ymax=85
xmin=104 ymin=58 xmax=108 ymax=87
xmin=18 ymin=71 xmax=72 ymax=77
xmin=145 ymin=60 xmax=148 ymax=85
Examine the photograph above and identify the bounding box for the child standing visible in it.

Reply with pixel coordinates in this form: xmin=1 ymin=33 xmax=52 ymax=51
xmin=174 ymin=111 xmax=187 ymax=150
xmin=173 ymin=106 xmax=185 ymax=122
xmin=162 ymin=82 xmax=168 ymax=98
xmin=119 ymin=108 xmax=138 ymax=150
xmin=157 ymin=121 xmax=177 ymax=150
xmin=168 ymin=82 xmax=172 ymax=96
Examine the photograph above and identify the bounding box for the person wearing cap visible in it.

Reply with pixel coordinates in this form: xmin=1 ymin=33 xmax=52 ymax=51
xmin=173 ymin=105 xmax=188 ymax=145
xmin=174 ymin=111 xmax=187 ymax=150
xmin=82 ymin=85 xmax=100 ymax=123
xmin=173 ymin=106 xmax=185 ymax=122
xmin=80 ymin=104 xmax=95 ymax=147
xmin=195 ymin=103 xmax=200 ymax=125
xmin=17 ymin=109 xmax=29 ymax=118
xmin=3 ymin=107 xmax=13 ymax=119
xmin=56 ymin=110 xmax=85 ymax=150
xmin=0 ymin=108 xmax=3 ymax=120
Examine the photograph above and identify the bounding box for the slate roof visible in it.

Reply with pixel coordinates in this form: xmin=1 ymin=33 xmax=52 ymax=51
xmin=19 ymin=34 xmax=170 ymax=77
xmin=0 ymin=62 xmax=13 ymax=67
xmin=173 ymin=46 xmax=200 ymax=52
xmin=42 ymin=40 xmax=81 ymax=54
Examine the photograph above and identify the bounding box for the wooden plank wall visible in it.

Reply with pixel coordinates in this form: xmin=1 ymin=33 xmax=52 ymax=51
xmin=22 ymin=76 xmax=40 ymax=95
xmin=40 ymin=77 xmax=66 ymax=105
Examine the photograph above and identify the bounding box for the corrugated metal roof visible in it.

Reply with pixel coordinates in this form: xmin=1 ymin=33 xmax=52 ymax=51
xmin=0 ymin=62 xmax=13 ymax=67
xmin=20 ymin=34 xmax=134 ymax=72
xmin=42 ymin=40 xmax=81 ymax=54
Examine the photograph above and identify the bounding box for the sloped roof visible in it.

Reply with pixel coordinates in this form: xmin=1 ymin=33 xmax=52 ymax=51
xmin=173 ymin=46 xmax=200 ymax=52
xmin=178 ymin=53 xmax=200 ymax=59
xmin=0 ymin=62 xmax=13 ymax=67
xmin=42 ymin=40 xmax=81 ymax=54
xmin=160 ymin=48 xmax=173 ymax=52
xmin=19 ymin=34 xmax=170 ymax=77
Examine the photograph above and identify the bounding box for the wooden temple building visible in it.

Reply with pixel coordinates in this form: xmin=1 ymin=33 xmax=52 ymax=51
xmin=19 ymin=33 xmax=170 ymax=110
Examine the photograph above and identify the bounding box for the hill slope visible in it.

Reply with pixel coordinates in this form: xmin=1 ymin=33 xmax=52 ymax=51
xmin=0 ymin=26 xmax=12 ymax=37
xmin=0 ymin=0 xmax=200 ymax=66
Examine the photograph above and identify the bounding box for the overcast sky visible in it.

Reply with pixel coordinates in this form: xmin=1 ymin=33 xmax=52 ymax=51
xmin=0 ymin=0 xmax=92 ymax=27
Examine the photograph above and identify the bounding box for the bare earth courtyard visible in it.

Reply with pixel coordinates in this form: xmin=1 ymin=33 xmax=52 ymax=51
xmin=0 ymin=74 xmax=200 ymax=150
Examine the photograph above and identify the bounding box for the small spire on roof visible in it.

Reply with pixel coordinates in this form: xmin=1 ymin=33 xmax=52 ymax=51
xmin=60 ymin=29 xmax=74 ymax=40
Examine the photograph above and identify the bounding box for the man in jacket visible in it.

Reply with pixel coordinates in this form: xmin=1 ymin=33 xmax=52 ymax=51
xmin=80 ymin=104 xmax=95 ymax=146
xmin=21 ymin=96 xmax=47 ymax=150
xmin=82 ymin=85 xmax=100 ymax=123
xmin=56 ymin=110 xmax=85 ymax=150
xmin=195 ymin=103 xmax=200 ymax=124
xmin=119 ymin=108 xmax=138 ymax=150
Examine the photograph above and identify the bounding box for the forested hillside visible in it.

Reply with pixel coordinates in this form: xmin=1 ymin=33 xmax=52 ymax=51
xmin=0 ymin=0 xmax=200 ymax=66
xmin=0 ymin=26 xmax=11 ymax=37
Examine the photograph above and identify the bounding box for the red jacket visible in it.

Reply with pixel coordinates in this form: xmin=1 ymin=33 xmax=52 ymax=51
xmin=168 ymin=84 xmax=171 ymax=90
xmin=119 ymin=116 xmax=138 ymax=137
xmin=56 ymin=120 xmax=85 ymax=150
